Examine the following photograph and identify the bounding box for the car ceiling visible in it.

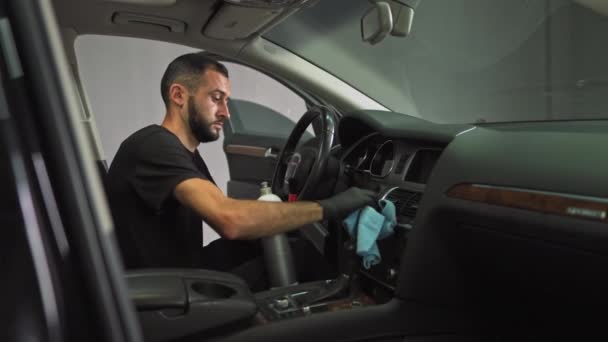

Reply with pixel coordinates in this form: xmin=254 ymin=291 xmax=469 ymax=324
xmin=51 ymin=0 xmax=297 ymax=58
xmin=51 ymin=0 xmax=384 ymax=124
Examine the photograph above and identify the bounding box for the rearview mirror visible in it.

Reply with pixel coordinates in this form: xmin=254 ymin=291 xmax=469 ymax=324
xmin=389 ymin=1 xmax=415 ymax=37
xmin=361 ymin=1 xmax=393 ymax=45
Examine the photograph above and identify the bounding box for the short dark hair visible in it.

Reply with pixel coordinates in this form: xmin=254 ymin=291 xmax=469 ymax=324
xmin=160 ymin=53 xmax=229 ymax=106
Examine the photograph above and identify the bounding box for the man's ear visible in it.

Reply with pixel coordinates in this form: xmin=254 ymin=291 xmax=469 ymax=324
xmin=169 ymin=83 xmax=187 ymax=107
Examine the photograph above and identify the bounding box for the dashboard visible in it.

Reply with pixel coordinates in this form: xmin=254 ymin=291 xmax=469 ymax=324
xmin=341 ymin=132 xmax=442 ymax=230
xmin=332 ymin=109 xmax=608 ymax=331
xmin=336 ymin=113 xmax=460 ymax=294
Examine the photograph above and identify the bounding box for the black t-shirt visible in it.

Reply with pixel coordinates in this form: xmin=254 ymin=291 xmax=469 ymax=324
xmin=106 ymin=125 xmax=215 ymax=269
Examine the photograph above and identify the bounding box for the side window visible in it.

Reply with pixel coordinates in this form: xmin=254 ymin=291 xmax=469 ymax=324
xmin=222 ymin=62 xmax=308 ymax=139
xmin=228 ymin=99 xmax=298 ymax=139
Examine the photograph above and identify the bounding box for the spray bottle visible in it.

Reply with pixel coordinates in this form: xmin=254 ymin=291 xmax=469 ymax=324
xmin=258 ymin=181 xmax=297 ymax=287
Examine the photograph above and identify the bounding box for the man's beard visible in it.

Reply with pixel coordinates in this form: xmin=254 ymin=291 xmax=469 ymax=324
xmin=188 ymin=97 xmax=220 ymax=143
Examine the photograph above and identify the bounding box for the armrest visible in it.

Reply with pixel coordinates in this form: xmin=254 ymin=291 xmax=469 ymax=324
xmin=126 ymin=269 xmax=257 ymax=342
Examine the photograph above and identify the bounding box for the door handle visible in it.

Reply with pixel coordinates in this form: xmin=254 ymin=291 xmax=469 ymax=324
xmin=264 ymin=147 xmax=279 ymax=159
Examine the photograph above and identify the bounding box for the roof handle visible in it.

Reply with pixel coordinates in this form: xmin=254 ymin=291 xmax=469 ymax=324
xmin=112 ymin=12 xmax=186 ymax=33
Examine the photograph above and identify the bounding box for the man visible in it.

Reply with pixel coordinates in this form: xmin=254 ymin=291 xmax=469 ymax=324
xmin=106 ymin=53 xmax=374 ymax=287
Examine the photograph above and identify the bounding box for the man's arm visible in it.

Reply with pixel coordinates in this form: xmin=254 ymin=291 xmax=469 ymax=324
xmin=174 ymin=178 xmax=323 ymax=239
xmin=175 ymin=178 xmax=376 ymax=240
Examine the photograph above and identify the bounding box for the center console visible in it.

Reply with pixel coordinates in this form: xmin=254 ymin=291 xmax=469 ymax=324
xmin=254 ymin=277 xmax=376 ymax=323
xmin=126 ymin=269 xmax=257 ymax=342
xmin=127 ymin=268 xmax=381 ymax=341
xmin=126 ymin=233 xmax=400 ymax=340
xmin=253 ymin=228 xmax=398 ymax=324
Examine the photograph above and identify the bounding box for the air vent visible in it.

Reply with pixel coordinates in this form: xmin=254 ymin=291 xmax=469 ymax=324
xmin=385 ymin=188 xmax=422 ymax=220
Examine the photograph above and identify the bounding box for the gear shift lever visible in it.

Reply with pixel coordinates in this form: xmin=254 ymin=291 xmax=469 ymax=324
xmin=304 ymin=230 xmax=358 ymax=305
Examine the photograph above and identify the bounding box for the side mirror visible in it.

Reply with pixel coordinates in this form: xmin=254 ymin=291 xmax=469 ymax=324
xmin=361 ymin=1 xmax=393 ymax=45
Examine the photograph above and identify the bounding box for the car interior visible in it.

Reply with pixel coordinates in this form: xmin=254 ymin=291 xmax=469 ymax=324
xmin=3 ymin=0 xmax=608 ymax=341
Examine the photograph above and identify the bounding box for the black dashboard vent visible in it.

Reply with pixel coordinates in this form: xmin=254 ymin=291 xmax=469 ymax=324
xmin=385 ymin=188 xmax=422 ymax=220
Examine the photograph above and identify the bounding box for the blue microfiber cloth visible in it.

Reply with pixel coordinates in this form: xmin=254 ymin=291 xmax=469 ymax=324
xmin=343 ymin=199 xmax=397 ymax=269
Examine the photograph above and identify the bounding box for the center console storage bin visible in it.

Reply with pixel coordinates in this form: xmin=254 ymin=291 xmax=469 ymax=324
xmin=126 ymin=269 xmax=257 ymax=342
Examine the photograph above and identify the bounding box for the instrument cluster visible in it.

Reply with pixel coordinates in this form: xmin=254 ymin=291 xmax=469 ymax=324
xmin=343 ymin=134 xmax=395 ymax=178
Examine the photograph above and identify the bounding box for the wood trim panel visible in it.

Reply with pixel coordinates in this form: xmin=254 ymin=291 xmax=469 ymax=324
xmin=447 ymin=183 xmax=608 ymax=222
xmin=225 ymin=144 xmax=267 ymax=158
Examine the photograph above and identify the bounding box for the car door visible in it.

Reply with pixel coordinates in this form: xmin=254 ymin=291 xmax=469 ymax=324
xmin=1 ymin=1 xmax=143 ymax=341
xmin=216 ymin=60 xmax=315 ymax=200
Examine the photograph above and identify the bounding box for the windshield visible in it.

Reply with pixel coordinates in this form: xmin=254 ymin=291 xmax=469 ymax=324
xmin=265 ymin=0 xmax=608 ymax=124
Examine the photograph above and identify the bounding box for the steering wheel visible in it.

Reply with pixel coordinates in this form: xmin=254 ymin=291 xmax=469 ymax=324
xmin=271 ymin=107 xmax=336 ymax=200
xmin=262 ymin=107 xmax=335 ymax=289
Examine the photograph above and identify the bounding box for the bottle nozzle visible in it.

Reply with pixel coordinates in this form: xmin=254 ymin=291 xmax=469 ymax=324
xmin=260 ymin=181 xmax=272 ymax=196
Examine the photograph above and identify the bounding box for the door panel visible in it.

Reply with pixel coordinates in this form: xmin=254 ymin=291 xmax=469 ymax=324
xmin=219 ymin=61 xmax=324 ymax=253
xmin=224 ymin=99 xmax=312 ymax=199
xmin=209 ymin=58 xmax=312 ymax=199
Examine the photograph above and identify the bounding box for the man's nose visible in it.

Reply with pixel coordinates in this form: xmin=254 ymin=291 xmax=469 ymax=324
xmin=218 ymin=101 xmax=230 ymax=119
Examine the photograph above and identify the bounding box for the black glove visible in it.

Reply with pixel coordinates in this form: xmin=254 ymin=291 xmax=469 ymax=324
xmin=318 ymin=187 xmax=376 ymax=220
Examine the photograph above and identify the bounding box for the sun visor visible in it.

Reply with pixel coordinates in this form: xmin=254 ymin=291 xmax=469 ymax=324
xmin=203 ymin=0 xmax=318 ymax=40
xmin=203 ymin=4 xmax=282 ymax=40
